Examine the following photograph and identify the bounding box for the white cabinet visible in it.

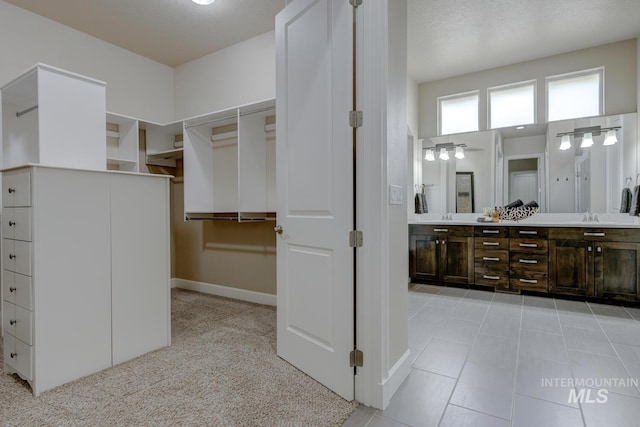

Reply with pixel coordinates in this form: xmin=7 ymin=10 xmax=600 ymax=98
xmin=184 ymin=99 xmax=276 ymax=220
xmin=143 ymin=120 xmax=184 ymax=167
xmin=106 ymin=112 xmax=139 ymax=172
xmin=1 ymin=64 xmax=106 ymax=170
xmin=1 ymin=166 xmax=171 ymax=396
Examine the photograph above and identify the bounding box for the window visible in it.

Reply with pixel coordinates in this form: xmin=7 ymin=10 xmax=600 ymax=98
xmin=488 ymin=81 xmax=535 ymax=129
xmin=438 ymin=91 xmax=479 ymax=135
xmin=547 ymin=68 xmax=603 ymax=122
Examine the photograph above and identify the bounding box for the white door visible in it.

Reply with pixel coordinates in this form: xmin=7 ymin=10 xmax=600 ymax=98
xmin=509 ymin=171 xmax=537 ymax=204
xmin=275 ymin=0 xmax=354 ymax=400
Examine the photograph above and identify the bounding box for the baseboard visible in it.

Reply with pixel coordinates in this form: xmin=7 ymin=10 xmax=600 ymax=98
xmin=171 ymin=278 xmax=277 ymax=306
xmin=380 ymin=349 xmax=412 ymax=409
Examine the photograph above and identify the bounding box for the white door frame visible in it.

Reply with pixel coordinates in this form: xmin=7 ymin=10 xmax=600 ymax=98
xmin=503 ymin=153 xmax=546 ymax=212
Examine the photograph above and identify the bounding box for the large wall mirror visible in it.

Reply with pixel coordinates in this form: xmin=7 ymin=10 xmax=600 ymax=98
xmin=421 ymin=112 xmax=637 ymax=214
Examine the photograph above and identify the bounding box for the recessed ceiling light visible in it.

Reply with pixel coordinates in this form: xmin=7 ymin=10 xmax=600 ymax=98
xmin=192 ymin=0 xmax=215 ymax=5
xmin=516 ymin=126 xmax=525 ymax=130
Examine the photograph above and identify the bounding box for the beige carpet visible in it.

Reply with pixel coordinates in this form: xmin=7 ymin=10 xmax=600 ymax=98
xmin=0 ymin=289 xmax=357 ymax=426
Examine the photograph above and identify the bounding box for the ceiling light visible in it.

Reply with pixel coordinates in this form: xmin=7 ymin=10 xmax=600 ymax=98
xmin=516 ymin=126 xmax=525 ymax=130
xmin=580 ymin=132 xmax=594 ymax=148
xmin=454 ymin=146 xmax=465 ymax=159
xmin=192 ymin=0 xmax=215 ymax=5
xmin=424 ymin=148 xmax=435 ymax=161
xmin=603 ymin=129 xmax=618 ymax=146
xmin=439 ymin=148 xmax=449 ymax=161
xmin=559 ymin=135 xmax=571 ymax=150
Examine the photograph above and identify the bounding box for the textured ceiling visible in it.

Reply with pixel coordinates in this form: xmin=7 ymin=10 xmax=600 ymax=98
xmin=5 ymin=0 xmax=640 ymax=81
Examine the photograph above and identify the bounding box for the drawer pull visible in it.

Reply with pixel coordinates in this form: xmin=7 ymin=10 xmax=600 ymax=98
xmin=483 ymin=242 xmax=499 ymax=246
xmin=9 ymin=287 xmax=16 ymax=292
xmin=7 ymin=188 xmax=15 ymax=194
xmin=9 ymin=319 xmax=16 ymax=325
xmin=10 ymin=352 xmax=17 ymax=359
xmin=584 ymin=232 xmax=605 ymax=237
xmin=483 ymin=275 xmax=500 ymax=280
xmin=8 ymin=253 xmax=16 ymax=260
xmin=519 ymin=243 xmax=538 ymax=248
xmin=519 ymin=259 xmax=538 ymax=264
xmin=483 ymin=256 xmax=500 ymax=261
xmin=519 ymin=278 xmax=538 ymax=284
xmin=8 ymin=221 xmax=15 ymax=227
xmin=434 ymin=228 xmax=448 ymax=232
xmin=519 ymin=230 xmax=538 ymax=235
xmin=482 ymin=230 xmax=499 ymax=234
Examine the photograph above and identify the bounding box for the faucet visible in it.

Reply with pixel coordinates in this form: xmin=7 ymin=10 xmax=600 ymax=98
xmin=582 ymin=210 xmax=599 ymax=223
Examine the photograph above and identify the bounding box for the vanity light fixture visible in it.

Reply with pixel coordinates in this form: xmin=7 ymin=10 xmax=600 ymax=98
xmin=192 ymin=0 xmax=215 ymax=5
xmin=559 ymin=135 xmax=571 ymax=150
xmin=603 ymin=129 xmax=618 ymax=146
xmin=439 ymin=148 xmax=450 ymax=160
xmin=423 ymin=142 xmax=467 ymax=161
xmin=580 ymin=132 xmax=594 ymax=148
xmin=455 ymin=146 xmax=465 ymax=159
xmin=424 ymin=148 xmax=435 ymax=161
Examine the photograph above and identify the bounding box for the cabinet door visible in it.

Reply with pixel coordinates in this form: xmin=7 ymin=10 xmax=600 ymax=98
xmin=549 ymin=239 xmax=590 ymax=296
xmin=409 ymin=234 xmax=439 ymax=282
xmin=440 ymin=236 xmax=473 ymax=284
xmin=595 ymin=242 xmax=640 ymax=301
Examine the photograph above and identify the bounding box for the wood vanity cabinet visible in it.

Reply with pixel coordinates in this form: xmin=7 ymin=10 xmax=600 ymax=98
xmin=409 ymin=225 xmax=474 ymax=285
xmin=509 ymin=227 xmax=549 ymax=292
xmin=549 ymin=228 xmax=640 ymax=301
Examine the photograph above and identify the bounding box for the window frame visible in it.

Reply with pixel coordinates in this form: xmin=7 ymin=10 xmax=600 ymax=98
xmin=545 ymin=67 xmax=604 ymax=122
xmin=487 ymin=79 xmax=537 ymax=129
xmin=437 ymin=90 xmax=480 ymax=136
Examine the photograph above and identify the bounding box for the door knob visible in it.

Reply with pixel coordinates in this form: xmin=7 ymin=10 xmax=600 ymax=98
xmin=274 ymin=225 xmax=283 ymax=235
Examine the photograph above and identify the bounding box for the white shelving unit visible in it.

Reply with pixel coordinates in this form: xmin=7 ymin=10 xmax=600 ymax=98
xmin=106 ymin=112 xmax=139 ymax=172
xmin=1 ymin=64 xmax=106 ymax=170
xmin=183 ymin=99 xmax=276 ymax=221
xmin=143 ymin=120 xmax=184 ymax=167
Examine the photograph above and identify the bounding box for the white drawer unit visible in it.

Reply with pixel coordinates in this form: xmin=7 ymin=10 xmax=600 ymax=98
xmin=2 ymin=301 xmax=33 ymax=345
xmin=2 ymin=270 xmax=33 ymax=310
xmin=2 ymin=207 xmax=32 ymax=241
xmin=2 ymin=169 xmax=31 ymax=207
xmin=3 ymin=333 xmax=33 ymax=381
xmin=3 ymin=239 xmax=33 ymax=276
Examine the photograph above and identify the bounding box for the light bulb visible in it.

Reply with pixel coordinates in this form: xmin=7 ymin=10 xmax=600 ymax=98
xmin=580 ymin=132 xmax=594 ymax=148
xmin=454 ymin=146 xmax=465 ymax=159
xmin=559 ymin=135 xmax=571 ymax=150
xmin=603 ymin=129 xmax=617 ymax=146
xmin=439 ymin=148 xmax=449 ymax=161
xmin=424 ymin=148 xmax=435 ymax=161
xmin=192 ymin=0 xmax=215 ymax=5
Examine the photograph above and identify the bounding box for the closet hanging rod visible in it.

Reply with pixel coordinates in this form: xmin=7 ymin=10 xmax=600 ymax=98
xmin=238 ymin=105 xmax=275 ymax=117
xmin=16 ymin=104 xmax=38 ymax=118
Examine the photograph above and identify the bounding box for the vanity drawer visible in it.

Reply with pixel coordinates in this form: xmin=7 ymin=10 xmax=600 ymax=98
xmin=509 ymin=227 xmax=548 ymax=239
xmin=3 ymin=301 xmax=33 ymax=345
xmin=475 ymin=250 xmax=509 ymax=268
xmin=2 ymin=207 xmax=32 ymax=241
xmin=475 ymin=268 xmax=510 ymax=287
xmin=548 ymin=228 xmax=640 ymax=242
xmin=474 ymin=227 xmax=508 ymax=238
xmin=475 ymin=237 xmax=509 ymax=250
xmin=2 ymin=239 xmax=32 ymax=276
xmin=510 ymin=238 xmax=548 ymax=253
xmin=509 ymin=253 xmax=548 ymax=272
xmin=2 ymin=270 xmax=32 ymax=310
xmin=3 ymin=333 xmax=33 ymax=381
xmin=510 ymin=270 xmax=548 ymax=292
xmin=410 ymin=224 xmax=474 ymax=237
xmin=2 ymin=169 xmax=31 ymax=208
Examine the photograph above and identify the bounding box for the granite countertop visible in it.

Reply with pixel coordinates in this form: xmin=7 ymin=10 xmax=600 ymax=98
xmin=408 ymin=213 xmax=640 ymax=228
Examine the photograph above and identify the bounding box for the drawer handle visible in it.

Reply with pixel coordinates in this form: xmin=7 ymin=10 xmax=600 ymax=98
xmin=584 ymin=232 xmax=605 ymax=237
xmin=482 ymin=230 xmax=499 ymax=234
xmin=7 ymin=188 xmax=15 ymax=194
xmin=519 ymin=278 xmax=538 ymax=284
xmin=9 ymin=287 xmax=16 ymax=292
xmin=483 ymin=256 xmax=500 ymax=261
xmin=434 ymin=228 xmax=448 ymax=232
xmin=519 ymin=243 xmax=538 ymax=248
xmin=9 ymin=319 xmax=16 ymax=325
xmin=519 ymin=259 xmax=538 ymax=264
xmin=8 ymin=221 xmax=15 ymax=227
xmin=10 ymin=352 xmax=17 ymax=359
xmin=483 ymin=275 xmax=500 ymax=280
xmin=9 ymin=253 xmax=16 ymax=260
xmin=483 ymin=242 xmax=499 ymax=246
xmin=519 ymin=230 xmax=538 ymax=235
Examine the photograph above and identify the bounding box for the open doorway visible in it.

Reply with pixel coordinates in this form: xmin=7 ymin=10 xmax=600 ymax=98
xmin=503 ymin=154 xmax=546 ymax=211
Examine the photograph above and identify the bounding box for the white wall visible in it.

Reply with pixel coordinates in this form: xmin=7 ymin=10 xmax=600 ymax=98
xmin=0 ymin=1 xmax=174 ymax=123
xmin=419 ymin=39 xmax=637 ymax=138
xmin=173 ymin=31 xmax=276 ymax=119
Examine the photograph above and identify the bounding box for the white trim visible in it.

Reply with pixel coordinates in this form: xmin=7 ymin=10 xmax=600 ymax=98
xmin=171 ymin=278 xmax=277 ymax=306
xmin=380 ymin=349 xmax=412 ymax=408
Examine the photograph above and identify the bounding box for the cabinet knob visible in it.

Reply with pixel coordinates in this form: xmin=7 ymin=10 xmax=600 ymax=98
xmin=9 ymin=319 xmax=16 ymax=325
xmin=8 ymin=253 xmax=16 ymax=260
xmin=274 ymin=225 xmax=283 ymax=235
xmin=9 ymin=287 xmax=16 ymax=292
xmin=8 ymin=221 xmax=15 ymax=227
xmin=10 ymin=352 xmax=17 ymax=359
xmin=442 ymin=240 xmax=446 ymax=245
xmin=597 ymin=246 xmax=602 ymax=253
xmin=7 ymin=187 xmax=15 ymax=194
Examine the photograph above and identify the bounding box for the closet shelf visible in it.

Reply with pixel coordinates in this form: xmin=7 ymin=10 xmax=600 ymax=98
xmin=107 ymin=157 xmax=137 ymax=166
xmin=106 ymin=130 xmax=120 ymax=139
xmin=146 ymin=148 xmax=183 ymax=162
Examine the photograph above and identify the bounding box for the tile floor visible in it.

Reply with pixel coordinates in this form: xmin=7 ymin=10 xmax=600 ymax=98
xmin=342 ymin=284 xmax=640 ymax=427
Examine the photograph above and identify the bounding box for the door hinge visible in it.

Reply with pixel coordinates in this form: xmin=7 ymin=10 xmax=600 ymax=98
xmin=350 ymin=349 xmax=364 ymax=367
xmin=349 ymin=0 xmax=363 ymax=7
xmin=349 ymin=110 xmax=363 ymax=128
xmin=349 ymin=230 xmax=363 ymax=248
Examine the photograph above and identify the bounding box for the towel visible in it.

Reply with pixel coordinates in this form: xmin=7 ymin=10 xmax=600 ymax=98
xmin=630 ymin=186 xmax=640 ymax=216
xmin=504 ymin=199 xmax=523 ymax=209
xmin=414 ymin=193 xmax=424 ymax=214
xmin=420 ymin=192 xmax=428 ymax=213
xmin=522 ymin=200 xmax=539 ymax=208
xmin=620 ymin=187 xmax=632 ymax=213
